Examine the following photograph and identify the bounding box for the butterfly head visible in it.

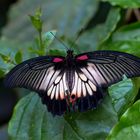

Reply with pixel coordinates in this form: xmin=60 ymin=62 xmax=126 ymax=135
xmin=66 ymin=49 xmax=74 ymax=58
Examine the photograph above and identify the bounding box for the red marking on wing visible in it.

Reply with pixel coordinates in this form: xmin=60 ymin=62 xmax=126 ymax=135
xmin=77 ymin=55 xmax=88 ymax=61
xmin=53 ymin=58 xmax=64 ymax=63
xmin=70 ymin=94 xmax=77 ymax=105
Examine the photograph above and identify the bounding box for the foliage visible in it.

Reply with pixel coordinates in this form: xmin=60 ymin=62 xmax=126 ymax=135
xmin=1 ymin=0 xmax=140 ymax=140
xmin=102 ymin=0 xmax=140 ymax=8
xmin=107 ymin=100 xmax=140 ymax=140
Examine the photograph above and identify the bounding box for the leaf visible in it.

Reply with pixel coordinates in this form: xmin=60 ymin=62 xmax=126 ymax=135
xmin=2 ymin=0 xmax=99 ymax=42
xmin=107 ymin=100 xmax=140 ymax=140
xmin=102 ymin=0 xmax=140 ymax=8
xmin=29 ymin=8 xmax=42 ymax=32
xmin=108 ymin=76 xmax=139 ymax=117
xmin=0 ymin=53 xmax=11 ymax=63
xmin=15 ymin=51 xmax=23 ymax=64
xmin=0 ymin=69 xmax=5 ymax=78
xmin=42 ymin=30 xmax=56 ymax=49
xmin=77 ymin=7 xmax=121 ymax=52
xmin=29 ymin=15 xmax=42 ymax=32
xmin=48 ymin=49 xmax=65 ymax=56
xmin=8 ymin=93 xmax=118 ymax=140
xmin=28 ymin=30 xmax=56 ymax=56
xmin=100 ymin=22 xmax=140 ymax=57
xmin=112 ymin=22 xmax=140 ymax=42
xmin=96 ymin=7 xmax=121 ymax=45
xmin=0 ymin=38 xmax=33 ymax=73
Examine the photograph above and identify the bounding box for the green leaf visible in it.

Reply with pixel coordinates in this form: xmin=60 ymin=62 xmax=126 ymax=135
xmin=34 ymin=8 xmax=42 ymax=18
xmin=48 ymin=49 xmax=65 ymax=56
xmin=28 ymin=30 xmax=57 ymax=56
xmin=0 ymin=38 xmax=34 ymax=74
xmin=108 ymin=76 xmax=139 ymax=117
xmin=102 ymin=0 xmax=140 ymax=8
xmin=0 ymin=69 xmax=5 ymax=78
xmin=112 ymin=22 xmax=140 ymax=42
xmin=43 ymin=30 xmax=56 ymax=43
xmin=8 ymin=93 xmax=118 ymax=140
xmin=100 ymin=22 xmax=140 ymax=56
xmin=0 ymin=53 xmax=11 ymax=63
xmin=29 ymin=8 xmax=42 ymax=32
xmin=77 ymin=7 xmax=121 ymax=52
xmin=96 ymin=7 xmax=121 ymax=45
xmin=30 ymin=16 xmax=42 ymax=32
xmin=107 ymin=100 xmax=140 ymax=140
xmin=15 ymin=51 xmax=23 ymax=64
xmin=42 ymin=30 xmax=56 ymax=49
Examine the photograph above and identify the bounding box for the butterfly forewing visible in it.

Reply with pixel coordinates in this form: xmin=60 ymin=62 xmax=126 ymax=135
xmin=76 ymin=51 xmax=140 ymax=87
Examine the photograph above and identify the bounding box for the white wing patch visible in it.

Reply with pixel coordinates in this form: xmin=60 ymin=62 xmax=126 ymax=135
xmin=47 ymin=72 xmax=68 ymax=100
xmin=71 ymin=71 xmax=97 ymax=98
xmin=89 ymin=63 xmax=107 ymax=84
xmin=39 ymin=66 xmax=55 ymax=91
xmin=37 ymin=64 xmax=100 ymax=101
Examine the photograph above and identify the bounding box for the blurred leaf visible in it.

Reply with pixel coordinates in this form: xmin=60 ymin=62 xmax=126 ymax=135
xmin=0 ymin=69 xmax=5 ymax=78
xmin=112 ymin=22 xmax=140 ymax=42
xmin=96 ymin=7 xmax=121 ymax=45
xmin=42 ymin=30 xmax=56 ymax=48
xmin=101 ymin=41 xmax=140 ymax=56
xmin=8 ymin=93 xmax=118 ymax=140
xmin=29 ymin=30 xmax=57 ymax=56
xmin=102 ymin=0 xmax=140 ymax=8
xmin=0 ymin=38 xmax=34 ymax=74
xmin=30 ymin=16 xmax=42 ymax=32
xmin=2 ymin=0 xmax=99 ymax=42
xmin=108 ymin=76 xmax=139 ymax=117
xmin=107 ymin=100 xmax=140 ymax=140
xmin=0 ymin=53 xmax=11 ymax=63
xmin=29 ymin=8 xmax=42 ymax=32
xmin=48 ymin=49 xmax=65 ymax=56
xmin=100 ymin=22 xmax=140 ymax=56
xmin=15 ymin=51 xmax=23 ymax=64
xmin=77 ymin=7 xmax=121 ymax=52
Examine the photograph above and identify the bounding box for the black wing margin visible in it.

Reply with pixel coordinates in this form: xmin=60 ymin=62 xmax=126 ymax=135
xmin=4 ymin=56 xmax=55 ymax=89
xmin=76 ymin=50 xmax=140 ymax=88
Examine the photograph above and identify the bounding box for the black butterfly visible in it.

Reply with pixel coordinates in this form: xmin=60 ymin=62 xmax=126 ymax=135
xmin=4 ymin=50 xmax=140 ymax=115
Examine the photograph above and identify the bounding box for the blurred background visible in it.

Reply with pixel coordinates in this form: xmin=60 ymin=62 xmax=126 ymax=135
xmin=0 ymin=1 xmax=18 ymax=139
xmin=0 ymin=0 xmax=140 ymax=139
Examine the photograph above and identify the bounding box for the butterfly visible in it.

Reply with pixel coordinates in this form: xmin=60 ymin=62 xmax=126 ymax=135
xmin=4 ymin=50 xmax=140 ymax=115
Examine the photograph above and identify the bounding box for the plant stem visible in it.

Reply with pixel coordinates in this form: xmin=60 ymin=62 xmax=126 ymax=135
xmin=39 ymin=31 xmax=43 ymax=49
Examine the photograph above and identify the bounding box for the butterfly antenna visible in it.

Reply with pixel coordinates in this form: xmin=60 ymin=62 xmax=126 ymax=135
xmin=70 ymin=28 xmax=84 ymax=49
xmin=50 ymin=32 xmax=69 ymax=50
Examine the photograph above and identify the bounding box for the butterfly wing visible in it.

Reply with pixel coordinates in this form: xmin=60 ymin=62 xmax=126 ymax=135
xmin=5 ymin=50 xmax=140 ymax=115
xmin=4 ymin=56 xmax=69 ymax=115
xmin=75 ymin=50 xmax=140 ymax=87
xmin=73 ymin=50 xmax=140 ymax=112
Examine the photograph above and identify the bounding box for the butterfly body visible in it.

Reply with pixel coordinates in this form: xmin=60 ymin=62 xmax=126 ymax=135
xmin=4 ymin=50 xmax=140 ymax=115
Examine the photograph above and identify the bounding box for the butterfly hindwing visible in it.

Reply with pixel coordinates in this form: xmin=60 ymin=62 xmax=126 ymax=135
xmin=71 ymin=70 xmax=104 ymax=112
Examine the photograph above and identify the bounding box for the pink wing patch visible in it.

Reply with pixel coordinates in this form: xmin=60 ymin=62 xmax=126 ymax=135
xmin=76 ymin=55 xmax=88 ymax=61
xmin=53 ymin=58 xmax=64 ymax=63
